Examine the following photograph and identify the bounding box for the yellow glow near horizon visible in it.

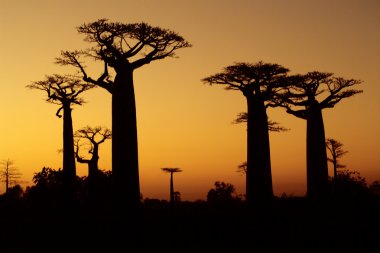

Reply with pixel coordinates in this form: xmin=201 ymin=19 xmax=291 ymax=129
xmin=0 ymin=0 xmax=379 ymax=200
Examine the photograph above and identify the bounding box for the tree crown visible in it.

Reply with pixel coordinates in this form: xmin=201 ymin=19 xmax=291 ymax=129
xmin=56 ymin=19 xmax=192 ymax=93
xmin=27 ymin=74 xmax=93 ymax=117
xmin=202 ymin=61 xmax=289 ymax=103
xmin=279 ymin=71 xmax=363 ymax=119
xmin=161 ymin=168 xmax=182 ymax=173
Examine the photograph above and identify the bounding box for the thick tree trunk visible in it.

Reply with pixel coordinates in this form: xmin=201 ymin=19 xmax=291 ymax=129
xmin=306 ymin=105 xmax=328 ymax=198
xmin=112 ymin=70 xmax=140 ymax=213
xmin=88 ymin=144 xmax=99 ymax=180
xmin=170 ymin=172 xmax=174 ymax=204
xmin=62 ymin=104 xmax=76 ymax=204
xmin=246 ymin=96 xmax=273 ymax=205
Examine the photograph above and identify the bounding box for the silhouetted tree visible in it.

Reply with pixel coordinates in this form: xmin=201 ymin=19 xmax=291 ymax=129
xmin=25 ymin=167 xmax=66 ymax=206
xmin=207 ymin=181 xmax=239 ymax=204
xmin=0 ymin=159 xmax=21 ymax=194
xmin=27 ymin=75 xmax=92 ymax=193
xmin=326 ymin=138 xmax=348 ymax=181
xmin=334 ymin=169 xmax=368 ymax=197
xmin=56 ymin=19 xmax=191 ymax=211
xmin=74 ymin=126 xmax=111 ymax=203
xmin=161 ymin=168 xmax=182 ymax=205
xmin=74 ymin=127 xmax=111 ymax=180
xmin=203 ymin=62 xmax=289 ymax=204
xmin=279 ymin=72 xmax=362 ymax=198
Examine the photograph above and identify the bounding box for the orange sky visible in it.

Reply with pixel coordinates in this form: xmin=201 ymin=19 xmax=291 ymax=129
xmin=0 ymin=0 xmax=379 ymax=200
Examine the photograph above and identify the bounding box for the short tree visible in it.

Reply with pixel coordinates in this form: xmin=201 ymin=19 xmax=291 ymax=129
xmin=326 ymin=138 xmax=348 ymax=181
xmin=0 ymin=159 xmax=21 ymax=194
xmin=161 ymin=168 xmax=182 ymax=205
xmin=75 ymin=126 xmax=111 ymax=202
xmin=207 ymin=181 xmax=239 ymax=204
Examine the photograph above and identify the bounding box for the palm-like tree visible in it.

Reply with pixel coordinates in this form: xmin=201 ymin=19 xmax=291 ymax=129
xmin=161 ymin=168 xmax=182 ymax=204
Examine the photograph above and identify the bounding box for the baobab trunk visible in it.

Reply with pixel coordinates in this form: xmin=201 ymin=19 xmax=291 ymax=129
xmin=170 ymin=172 xmax=174 ymax=204
xmin=62 ymin=104 xmax=76 ymax=182
xmin=246 ymin=96 xmax=273 ymax=205
xmin=88 ymin=144 xmax=99 ymax=180
xmin=306 ymin=105 xmax=328 ymax=198
xmin=112 ymin=69 xmax=140 ymax=212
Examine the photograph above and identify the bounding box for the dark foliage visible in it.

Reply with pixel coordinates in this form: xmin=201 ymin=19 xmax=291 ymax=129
xmin=207 ymin=181 xmax=241 ymax=204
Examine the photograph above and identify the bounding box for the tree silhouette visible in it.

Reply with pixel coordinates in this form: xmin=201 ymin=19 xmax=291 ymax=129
xmin=326 ymin=138 xmax=348 ymax=181
xmin=161 ymin=168 xmax=182 ymax=205
xmin=74 ymin=126 xmax=111 ymax=202
xmin=279 ymin=72 xmax=362 ymax=198
xmin=207 ymin=181 xmax=239 ymax=204
xmin=0 ymin=159 xmax=21 ymax=194
xmin=27 ymin=75 xmax=92 ymax=197
xmin=56 ymin=19 xmax=191 ymax=211
xmin=202 ymin=62 xmax=289 ymax=204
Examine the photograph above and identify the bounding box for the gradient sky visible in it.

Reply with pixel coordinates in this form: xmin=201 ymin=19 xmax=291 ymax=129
xmin=0 ymin=0 xmax=379 ymax=200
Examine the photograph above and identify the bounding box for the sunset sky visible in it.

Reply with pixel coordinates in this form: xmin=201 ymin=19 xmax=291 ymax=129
xmin=0 ymin=0 xmax=379 ymax=200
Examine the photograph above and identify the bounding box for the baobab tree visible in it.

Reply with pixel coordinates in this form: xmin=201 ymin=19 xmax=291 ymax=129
xmin=74 ymin=126 xmax=111 ymax=201
xmin=202 ymin=62 xmax=289 ymax=204
xmin=56 ymin=19 xmax=191 ymax=211
xmin=0 ymin=159 xmax=21 ymax=194
xmin=161 ymin=168 xmax=182 ymax=205
xmin=326 ymin=138 xmax=348 ymax=181
xmin=279 ymin=72 xmax=362 ymax=198
xmin=27 ymin=74 xmax=92 ymax=193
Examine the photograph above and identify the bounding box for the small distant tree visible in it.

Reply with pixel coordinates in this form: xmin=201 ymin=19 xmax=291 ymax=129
xmin=74 ymin=126 xmax=111 ymax=203
xmin=27 ymin=75 xmax=92 ymax=192
xmin=161 ymin=168 xmax=182 ymax=205
xmin=326 ymin=138 xmax=348 ymax=181
xmin=207 ymin=181 xmax=239 ymax=204
xmin=75 ymin=126 xmax=111 ymax=179
xmin=0 ymin=159 xmax=22 ymax=194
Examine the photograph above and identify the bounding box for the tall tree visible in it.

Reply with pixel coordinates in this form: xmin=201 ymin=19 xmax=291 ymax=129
xmin=279 ymin=72 xmax=362 ymax=198
xmin=0 ymin=159 xmax=21 ymax=194
xmin=74 ymin=126 xmax=111 ymax=201
xmin=326 ymin=138 xmax=348 ymax=181
xmin=202 ymin=62 xmax=289 ymax=204
xmin=27 ymin=75 xmax=92 ymax=194
xmin=161 ymin=168 xmax=182 ymax=205
xmin=56 ymin=19 xmax=191 ymax=211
